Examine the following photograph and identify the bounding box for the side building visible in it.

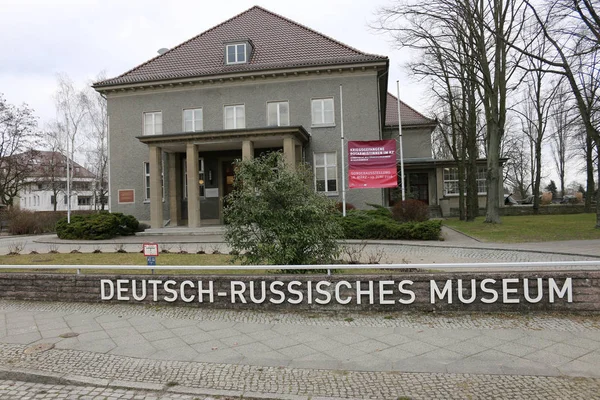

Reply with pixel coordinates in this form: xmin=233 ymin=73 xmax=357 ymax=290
xmin=18 ymin=150 xmax=98 ymax=212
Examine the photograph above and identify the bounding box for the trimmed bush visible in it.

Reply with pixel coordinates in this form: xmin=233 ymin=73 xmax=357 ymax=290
xmin=112 ymin=213 xmax=139 ymax=236
xmin=55 ymin=212 xmax=139 ymax=240
xmin=338 ymin=208 xmax=441 ymax=240
xmin=392 ymin=199 xmax=429 ymax=222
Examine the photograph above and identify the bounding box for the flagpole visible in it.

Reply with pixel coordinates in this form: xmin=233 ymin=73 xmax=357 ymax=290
xmin=340 ymin=84 xmax=347 ymax=216
xmin=396 ymin=81 xmax=406 ymax=202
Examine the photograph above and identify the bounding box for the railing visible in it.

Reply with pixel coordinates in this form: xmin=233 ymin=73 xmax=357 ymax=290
xmin=0 ymin=260 xmax=599 ymax=275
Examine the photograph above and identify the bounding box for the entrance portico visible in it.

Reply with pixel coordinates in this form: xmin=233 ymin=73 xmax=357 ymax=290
xmin=138 ymin=126 xmax=309 ymax=228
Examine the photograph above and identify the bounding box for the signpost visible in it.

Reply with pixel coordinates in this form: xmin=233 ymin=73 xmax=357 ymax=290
xmin=143 ymin=243 xmax=159 ymax=274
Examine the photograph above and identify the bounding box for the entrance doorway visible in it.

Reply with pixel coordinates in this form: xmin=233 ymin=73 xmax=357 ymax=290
xmin=409 ymin=173 xmax=429 ymax=204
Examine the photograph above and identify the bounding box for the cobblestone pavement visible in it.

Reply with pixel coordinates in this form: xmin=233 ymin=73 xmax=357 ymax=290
xmin=0 ymin=379 xmax=214 ymax=399
xmin=0 ymin=301 xmax=599 ymax=399
xmin=0 ymin=346 xmax=599 ymax=399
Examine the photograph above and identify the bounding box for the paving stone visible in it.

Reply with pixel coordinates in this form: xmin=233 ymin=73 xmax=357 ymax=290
xmin=0 ymin=299 xmax=599 ymax=399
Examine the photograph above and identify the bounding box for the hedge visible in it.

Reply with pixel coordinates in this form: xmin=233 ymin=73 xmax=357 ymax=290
xmin=338 ymin=208 xmax=441 ymax=240
xmin=56 ymin=212 xmax=139 ymax=240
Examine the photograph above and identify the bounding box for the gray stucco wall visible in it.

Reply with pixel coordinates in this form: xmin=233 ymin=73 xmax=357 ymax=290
xmin=107 ymin=72 xmax=384 ymax=222
xmin=383 ymin=127 xmax=433 ymax=159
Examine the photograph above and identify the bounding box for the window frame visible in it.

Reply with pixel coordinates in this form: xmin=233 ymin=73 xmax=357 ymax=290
xmin=77 ymin=196 xmax=92 ymax=206
xmin=311 ymin=97 xmax=335 ymax=127
xmin=267 ymin=101 xmax=290 ymax=127
xmin=183 ymin=108 xmax=203 ymax=132
xmin=143 ymin=111 xmax=163 ymax=136
xmin=443 ymin=166 xmax=487 ymax=196
xmin=313 ymin=151 xmax=338 ymax=195
xmin=225 ymin=43 xmax=247 ymax=65
xmin=143 ymin=162 xmax=165 ymax=203
xmin=223 ymin=104 xmax=246 ymax=130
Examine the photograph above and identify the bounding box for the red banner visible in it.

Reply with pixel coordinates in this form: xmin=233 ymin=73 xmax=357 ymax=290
xmin=348 ymin=140 xmax=398 ymax=189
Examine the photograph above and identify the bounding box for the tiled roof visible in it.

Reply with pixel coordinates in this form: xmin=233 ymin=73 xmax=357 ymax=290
xmin=95 ymin=6 xmax=387 ymax=88
xmin=385 ymin=92 xmax=436 ymax=127
xmin=23 ymin=150 xmax=95 ymax=179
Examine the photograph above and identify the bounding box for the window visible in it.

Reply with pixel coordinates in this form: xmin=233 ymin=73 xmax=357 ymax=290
xmin=183 ymin=158 xmax=205 ymax=199
xmin=477 ymin=166 xmax=487 ymax=194
xmin=143 ymin=112 xmax=162 ymax=135
xmin=224 ymin=105 xmax=245 ymax=129
xmin=51 ymin=195 xmax=55 ymax=205
xmin=311 ymin=98 xmax=334 ymax=126
xmin=143 ymin=162 xmax=165 ymax=202
xmin=443 ymin=166 xmax=487 ymax=195
xmin=314 ymin=152 xmax=337 ymax=194
xmin=183 ymin=108 xmax=203 ymax=132
xmin=226 ymin=43 xmax=246 ymax=64
xmin=77 ymin=196 xmax=92 ymax=206
xmin=64 ymin=194 xmax=68 ymax=205
xmin=267 ymin=101 xmax=290 ymax=126
xmin=144 ymin=162 xmax=151 ymax=201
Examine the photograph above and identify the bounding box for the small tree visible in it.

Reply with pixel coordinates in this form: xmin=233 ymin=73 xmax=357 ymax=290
xmin=224 ymin=152 xmax=342 ymax=266
xmin=545 ymin=180 xmax=558 ymax=199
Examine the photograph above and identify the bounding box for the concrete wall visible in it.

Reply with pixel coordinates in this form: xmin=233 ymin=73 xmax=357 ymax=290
xmin=0 ymin=271 xmax=596 ymax=312
xmin=107 ymin=71 xmax=383 ymax=222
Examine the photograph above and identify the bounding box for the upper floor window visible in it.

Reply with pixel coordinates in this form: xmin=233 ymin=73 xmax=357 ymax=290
xmin=224 ymin=105 xmax=245 ymax=130
xmin=226 ymin=43 xmax=247 ymax=65
xmin=311 ymin=98 xmax=334 ymax=126
xmin=144 ymin=112 xmax=162 ymax=135
xmin=267 ymin=101 xmax=290 ymax=127
xmin=183 ymin=108 xmax=203 ymax=132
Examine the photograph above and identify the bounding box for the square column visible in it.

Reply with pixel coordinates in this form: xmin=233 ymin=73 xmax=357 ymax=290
xmin=242 ymin=140 xmax=254 ymax=161
xmin=283 ymin=137 xmax=296 ymax=170
xmin=167 ymin=153 xmax=179 ymax=226
xmin=149 ymin=145 xmax=163 ymax=229
xmin=186 ymin=143 xmax=201 ymax=228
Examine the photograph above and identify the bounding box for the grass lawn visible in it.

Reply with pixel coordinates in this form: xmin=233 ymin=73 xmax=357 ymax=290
xmin=0 ymin=253 xmax=247 ymax=274
xmin=0 ymin=252 xmax=410 ymax=275
xmin=444 ymin=213 xmax=600 ymax=243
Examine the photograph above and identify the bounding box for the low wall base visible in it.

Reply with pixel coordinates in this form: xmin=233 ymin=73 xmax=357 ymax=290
xmin=0 ymin=271 xmax=598 ymax=312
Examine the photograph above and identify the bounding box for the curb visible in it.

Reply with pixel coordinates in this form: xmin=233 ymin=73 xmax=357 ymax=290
xmin=0 ymin=365 xmax=345 ymax=400
xmin=17 ymin=233 xmax=600 ymax=261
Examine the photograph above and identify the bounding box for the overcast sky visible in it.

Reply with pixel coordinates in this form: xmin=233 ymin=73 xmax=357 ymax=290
xmin=0 ymin=0 xmax=426 ymax=125
xmin=0 ymin=0 xmax=584 ymax=188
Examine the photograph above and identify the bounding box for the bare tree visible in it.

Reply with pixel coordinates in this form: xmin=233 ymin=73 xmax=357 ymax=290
xmin=502 ymin=127 xmax=531 ymax=199
xmin=0 ymin=94 xmax=40 ymax=207
xmin=54 ymin=73 xmax=88 ymax=220
xmin=512 ymin=25 xmax=561 ymax=213
xmin=515 ymin=0 xmax=600 ymax=227
xmin=549 ymin=82 xmax=576 ymax=198
xmin=375 ymin=0 xmax=489 ymax=221
xmin=82 ymin=72 xmax=109 ymax=210
xmin=41 ymin=122 xmax=69 ymax=211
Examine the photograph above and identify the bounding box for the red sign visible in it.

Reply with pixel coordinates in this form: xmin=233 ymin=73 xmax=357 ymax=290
xmin=348 ymin=140 xmax=398 ymax=189
xmin=143 ymin=243 xmax=159 ymax=257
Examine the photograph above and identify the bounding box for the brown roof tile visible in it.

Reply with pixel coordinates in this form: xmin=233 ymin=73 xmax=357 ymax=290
xmin=385 ymin=92 xmax=436 ymax=127
xmin=23 ymin=150 xmax=95 ymax=179
xmin=95 ymin=6 xmax=387 ymax=88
